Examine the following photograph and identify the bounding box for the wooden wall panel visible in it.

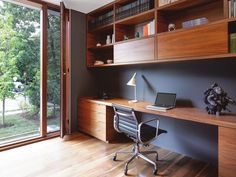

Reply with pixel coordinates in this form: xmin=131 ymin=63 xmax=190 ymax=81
xmin=114 ymin=37 xmax=155 ymax=63
xmin=157 ymin=22 xmax=228 ymax=59
xmin=219 ymin=127 xmax=236 ymax=177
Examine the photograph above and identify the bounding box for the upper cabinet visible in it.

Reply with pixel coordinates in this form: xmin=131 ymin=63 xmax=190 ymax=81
xmin=86 ymin=0 xmax=236 ymax=68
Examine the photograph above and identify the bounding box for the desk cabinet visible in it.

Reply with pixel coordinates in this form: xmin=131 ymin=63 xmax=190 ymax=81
xmin=219 ymin=127 xmax=236 ymax=177
xmin=78 ymin=98 xmax=118 ymax=142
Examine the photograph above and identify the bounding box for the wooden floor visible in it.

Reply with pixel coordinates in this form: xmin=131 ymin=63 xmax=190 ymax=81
xmin=0 ymin=133 xmax=217 ymax=177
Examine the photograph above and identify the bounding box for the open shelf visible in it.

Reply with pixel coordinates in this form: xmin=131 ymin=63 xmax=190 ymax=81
xmin=115 ymin=9 xmax=155 ymax=25
xmin=88 ymin=44 xmax=113 ymax=51
xmin=87 ymin=53 xmax=236 ymax=68
xmin=88 ymin=23 xmax=113 ymax=33
xmin=156 ymin=0 xmax=224 ymax=33
xmin=87 ymin=0 xmax=234 ymax=68
xmin=157 ymin=0 xmax=218 ymax=11
xmin=157 ymin=18 xmax=228 ymax=36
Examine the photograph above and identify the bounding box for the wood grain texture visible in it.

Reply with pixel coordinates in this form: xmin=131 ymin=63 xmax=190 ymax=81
xmin=219 ymin=127 xmax=236 ymax=177
xmin=157 ymin=1 xmax=224 ymax=32
xmin=40 ymin=4 xmax=48 ymax=137
xmin=0 ymin=132 xmax=217 ymax=177
xmin=78 ymin=98 xmax=120 ymax=142
xmin=79 ymin=97 xmax=236 ymax=129
xmin=157 ymin=22 xmax=228 ymax=59
xmin=114 ymin=36 xmax=155 ymax=63
xmin=157 ymin=0 xmax=218 ymax=11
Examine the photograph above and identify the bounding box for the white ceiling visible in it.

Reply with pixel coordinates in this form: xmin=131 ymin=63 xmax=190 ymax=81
xmin=44 ymin=0 xmax=114 ymax=14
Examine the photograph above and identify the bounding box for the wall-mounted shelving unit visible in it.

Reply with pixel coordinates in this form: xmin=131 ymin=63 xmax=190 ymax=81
xmin=86 ymin=0 xmax=236 ymax=68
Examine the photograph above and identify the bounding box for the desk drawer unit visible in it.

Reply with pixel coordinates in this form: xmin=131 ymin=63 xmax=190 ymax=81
xmin=78 ymin=98 xmax=118 ymax=142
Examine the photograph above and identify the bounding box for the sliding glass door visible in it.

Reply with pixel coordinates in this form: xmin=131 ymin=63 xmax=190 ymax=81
xmin=47 ymin=9 xmax=61 ymax=133
xmin=0 ymin=0 xmax=61 ymax=146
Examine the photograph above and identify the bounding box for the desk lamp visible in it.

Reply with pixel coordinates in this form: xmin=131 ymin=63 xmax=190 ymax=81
xmin=127 ymin=73 xmax=138 ymax=103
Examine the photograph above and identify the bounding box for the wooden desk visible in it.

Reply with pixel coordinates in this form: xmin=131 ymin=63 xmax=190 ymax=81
xmin=78 ymin=97 xmax=236 ymax=177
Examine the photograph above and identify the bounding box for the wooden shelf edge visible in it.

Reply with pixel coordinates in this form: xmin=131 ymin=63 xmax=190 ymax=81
xmin=88 ymin=44 xmax=114 ymax=51
xmin=157 ymin=0 xmax=215 ymax=11
xmin=88 ymin=23 xmax=114 ymax=33
xmin=115 ymin=35 xmax=155 ymax=45
xmin=115 ymin=9 xmax=155 ymax=25
xmin=87 ymin=53 xmax=236 ymax=68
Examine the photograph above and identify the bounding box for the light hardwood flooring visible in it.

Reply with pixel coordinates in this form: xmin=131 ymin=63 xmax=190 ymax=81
xmin=0 ymin=133 xmax=217 ymax=177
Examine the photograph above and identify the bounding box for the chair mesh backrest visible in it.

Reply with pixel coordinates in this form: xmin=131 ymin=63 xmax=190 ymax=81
xmin=113 ymin=104 xmax=138 ymax=139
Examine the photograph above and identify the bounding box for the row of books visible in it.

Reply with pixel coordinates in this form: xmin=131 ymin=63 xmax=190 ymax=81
xmin=116 ymin=0 xmax=154 ymax=21
xmin=143 ymin=20 xmax=155 ymax=37
xmin=229 ymin=0 xmax=236 ymax=18
xmin=230 ymin=33 xmax=236 ymax=53
xmin=158 ymin=0 xmax=179 ymax=7
xmin=89 ymin=11 xmax=113 ymax=29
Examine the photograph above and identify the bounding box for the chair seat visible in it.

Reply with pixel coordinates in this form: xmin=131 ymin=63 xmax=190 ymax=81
xmin=140 ymin=124 xmax=167 ymax=143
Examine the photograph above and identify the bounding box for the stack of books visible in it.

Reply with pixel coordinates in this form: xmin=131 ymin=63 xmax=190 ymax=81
xmin=230 ymin=33 xmax=236 ymax=53
xmin=182 ymin=17 xmax=209 ymax=28
xmin=89 ymin=11 xmax=113 ymax=29
xmin=229 ymin=0 xmax=236 ymax=18
xmin=143 ymin=20 xmax=155 ymax=37
xmin=116 ymin=0 xmax=154 ymax=21
xmin=158 ymin=0 xmax=179 ymax=7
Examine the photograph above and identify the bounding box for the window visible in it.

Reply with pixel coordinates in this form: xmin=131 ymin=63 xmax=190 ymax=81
xmin=0 ymin=0 xmax=61 ymax=146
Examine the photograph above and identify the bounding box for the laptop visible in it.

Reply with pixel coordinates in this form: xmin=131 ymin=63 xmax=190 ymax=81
xmin=146 ymin=92 xmax=176 ymax=111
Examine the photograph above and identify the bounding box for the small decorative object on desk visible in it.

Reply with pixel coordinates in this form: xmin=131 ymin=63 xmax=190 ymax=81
xmin=204 ymin=83 xmax=236 ymax=115
xmin=106 ymin=35 xmax=111 ymax=45
xmin=96 ymin=43 xmax=102 ymax=47
xmin=168 ymin=23 xmax=176 ymax=31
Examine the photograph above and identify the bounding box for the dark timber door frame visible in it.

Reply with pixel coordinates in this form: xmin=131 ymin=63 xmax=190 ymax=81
xmin=60 ymin=2 xmax=71 ymax=137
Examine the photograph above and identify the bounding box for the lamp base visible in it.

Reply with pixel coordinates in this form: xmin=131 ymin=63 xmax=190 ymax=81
xmin=128 ymin=100 xmax=138 ymax=103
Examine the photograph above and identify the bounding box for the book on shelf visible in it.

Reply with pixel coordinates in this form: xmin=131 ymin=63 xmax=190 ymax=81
xmin=228 ymin=0 xmax=236 ymax=18
xmin=159 ymin=0 xmax=179 ymax=7
xmin=142 ymin=20 xmax=155 ymax=37
xmin=116 ymin=0 xmax=153 ymax=20
xmin=230 ymin=33 xmax=236 ymax=53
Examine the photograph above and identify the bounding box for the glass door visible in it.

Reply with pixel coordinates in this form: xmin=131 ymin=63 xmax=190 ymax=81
xmin=0 ymin=0 xmax=62 ymax=146
xmin=0 ymin=0 xmax=41 ymax=144
xmin=47 ymin=9 xmax=61 ymax=133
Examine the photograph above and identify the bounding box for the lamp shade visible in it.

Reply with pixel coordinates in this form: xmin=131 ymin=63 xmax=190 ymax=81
xmin=127 ymin=73 xmax=136 ymax=87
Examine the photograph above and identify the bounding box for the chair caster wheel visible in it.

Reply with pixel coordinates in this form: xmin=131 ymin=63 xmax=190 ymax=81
xmin=113 ymin=156 xmax=117 ymax=161
xmin=153 ymin=169 xmax=158 ymax=175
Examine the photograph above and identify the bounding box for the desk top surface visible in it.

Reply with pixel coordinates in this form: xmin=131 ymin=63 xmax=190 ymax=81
xmin=79 ymin=97 xmax=236 ymax=129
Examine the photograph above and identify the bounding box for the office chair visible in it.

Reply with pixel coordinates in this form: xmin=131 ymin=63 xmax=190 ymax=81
xmin=112 ymin=104 xmax=167 ymax=175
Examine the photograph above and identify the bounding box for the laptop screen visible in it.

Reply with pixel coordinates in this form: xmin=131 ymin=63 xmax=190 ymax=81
xmin=154 ymin=92 xmax=176 ymax=107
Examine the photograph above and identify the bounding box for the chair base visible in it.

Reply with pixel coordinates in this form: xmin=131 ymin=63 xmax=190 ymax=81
xmin=113 ymin=143 xmax=158 ymax=175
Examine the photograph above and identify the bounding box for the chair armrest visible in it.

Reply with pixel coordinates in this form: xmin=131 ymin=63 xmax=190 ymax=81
xmin=138 ymin=118 xmax=160 ymax=144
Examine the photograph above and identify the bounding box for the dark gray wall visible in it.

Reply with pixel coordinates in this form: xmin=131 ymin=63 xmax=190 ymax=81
xmin=70 ymin=10 xmax=96 ymax=132
xmin=69 ymin=9 xmax=236 ymax=165
xmin=93 ymin=59 xmax=236 ymax=164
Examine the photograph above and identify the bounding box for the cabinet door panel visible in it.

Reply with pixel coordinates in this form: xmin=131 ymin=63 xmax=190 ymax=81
xmin=219 ymin=127 xmax=236 ymax=177
xmin=114 ymin=37 xmax=155 ymax=63
xmin=157 ymin=22 xmax=228 ymax=59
